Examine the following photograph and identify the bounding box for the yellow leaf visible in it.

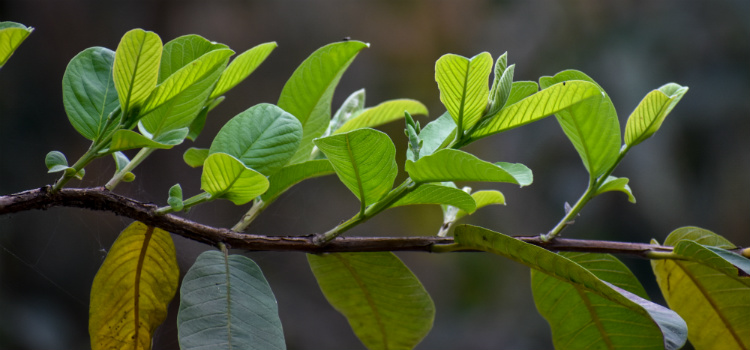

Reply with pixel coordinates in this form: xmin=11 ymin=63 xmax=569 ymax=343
xmin=89 ymin=221 xmax=179 ymax=350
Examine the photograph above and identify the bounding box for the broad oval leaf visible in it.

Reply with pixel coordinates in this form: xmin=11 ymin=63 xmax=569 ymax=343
xmin=62 ymin=47 xmax=121 ymax=141
xmin=405 ymin=149 xmax=532 ymax=186
xmin=625 ymin=83 xmax=688 ymax=147
xmin=390 ymin=183 xmax=476 ymax=213
xmin=595 ymin=175 xmax=636 ymax=203
xmin=454 ymin=225 xmax=687 ymax=350
xmin=435 ymin=52 xmax=493 ymax=132
xmin=158 ymin=34 xmax=229 ymax=83
xmin=90 ymin=221 xmax=179 ymax=350
xmin=0 ymin=21 xmax=33 ymax=68
xmin=210 ymin=103 xmax=303 ymax=176
xmin=334 ymin=99 xmax=428 ymax=134
xmin=108 ymin=129 xmax=181 ymax=152
xmin=278 ymin=40 xmax=369 ymax=164
xmin=210 ymin=41 xmax=277 ymax=99
xmin=454 ymin=190 xmax=505 ymax=221
xmin=308 ymin=252 xmax=435 ymax=350
xmin=262 ymin=159 xmax=334 ymax=202
xmin=183 ymin=147 xmax=209 ymax=168
xmin=113 ymin=29 xmax=162 ymax=119
xmin=178 ymin=251 xmax=286 ymax=350
xmin=45 ymin=150 xmax=69 ymax=173
xmin=314 ymin=128 xmax=397 ymax=208
xmin=201 ymin=153 xmax=270 ymax=205
xmin=651 ymin=227 xmax=750 ymax=350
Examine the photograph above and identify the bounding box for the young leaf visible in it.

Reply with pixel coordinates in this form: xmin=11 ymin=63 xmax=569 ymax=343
xmin=539 ymin=70 xmax=621 ymax=180
xmin=278 ymin=40 xmax=369 ymax=164
xmin=486 ymin=53 xmax=515 ymax=117
xmin=625 ymin=83 xmax=688 ymax=147
xmin=0 ymin=21 xmax=33 ymax=68
xmin=62 ymin=47 xmax=121 ymax=141
xmin=183 ymin=147 xmax=209 ymax=168
xmin=210 ymin=103 xmax=303 ymax=176
xmin=651 ymin=227 xmax=750 ymax=350
xmin=210 ymin=41 xmax=278 ymax=99
xmin=167 ymin=183 xmax=183 ymax=212
xmin=334 ymin=99 xmax=428 ymax=134
xmin=328 ymin=89 xmax=366 ymax=135
xmin=454 ymin=225 xmax=687 ymax=350
xmin=435 ymin=52 xmax=493 ymax=132
xmin=113 ymin=29 xmax=162 ymax=121
xmin=108 ymin=129 xmax=179 ymax=152
xmin=178 ymin=251 xmax=286 ymax=350
xmin=454 ymin=190 xmax=505 ymax=221
xmin=314 ymin=129 xmax=397 ymax=209
xmin=308 ymin=252 xmax=435 ymax=350
xmin=158 ymin=34 xmax=229 ymax=83
xmin=89 ymin=221 xmax=179 ymax=350
xmin=201 ymin=153 xmax=270 ymax=205
xmin=390 ymin=183 xmax=476 ymax=213
xmin=405 ymin=149 xmax=532 ymax=186
xmin=45 ymin=151 xmax=69 ymax=173
xmin=595 ymin=175 xmax=636 ymax=203
xmin=112 ymin=151 xmax=130 ymax=172
xmin=409 ymin=111 xmax=456 ymax=162
xmin=262 ymin=160 xmax=334 ymax=202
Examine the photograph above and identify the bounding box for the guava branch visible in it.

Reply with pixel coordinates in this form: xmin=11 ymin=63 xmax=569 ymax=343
xmin=1 ymin=186 xmax=677 ymax=257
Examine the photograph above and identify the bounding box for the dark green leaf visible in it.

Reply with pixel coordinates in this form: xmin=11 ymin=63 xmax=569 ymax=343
xmin=167 ymin=183 xmax=183 ymax=211
xmin=45 ymin=151 xmax=69 ymax=173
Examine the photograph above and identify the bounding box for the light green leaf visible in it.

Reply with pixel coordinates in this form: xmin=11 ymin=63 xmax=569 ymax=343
xmin=652 ymin=227 xmax=749 ymax=350
xmin=112 ymin=152 xmax=130 ymax=172
xmin=314 ymin=129 xmax=397 ymax=208
xmin=625 ymin=83 xmax=688 ymax=147
xmin=595 ymin=175 xmax=636 ymax=203
xmin=45 ymin=151 xmax=69 ymax=173
xmin=167 ymin=183 xmax=183 ymax=211
xmin=539 ymin=70 xmax=621 ymax=180
xmin=62 ymin=47 xmax=121 ymax=141
xmin=113 ymin=29 xmax=162 ymax=121
xmin=487 ymin=53 xmax=515 ymax=117
xmin=183 ymin=147 xmax=209 ymax=168
xmin=390 ymin=183 xmax=476 ymax=213
xmin=435 ymin=52 xmax=493 ymax=132
xmin=158 ymin=34 xmax=229 ymax=83
xmin=108 ymin=130 xmax=178 ymax=152
xmin=0 ymin=21 xmax=33 ymax=68
xmin=504 ymin=81 xmax=539 ymax=107
xmin=210 ymin=103 xmax=303 ymax=176
xmin=210 ymin=42 xmax=277 ymax=99
xmin=262 ymin=160 xmax=334 ymax=202
xmin=308 ymin=252 xmax=435 ymax=350
xmin=178 ymin=251 xmax=286 ymax=350
xmin=468 ymin=80 xmax=602 ymax=141
xmin=201 ymin=153 xmax=270 ymax=205
xmin=454 ymin=190 xmax=505 ymax=221
xmin=328 ymin=89 xmax=366 ymax=135
xmin=278 ymin=41 xmax=369 ymax=164
xmin=405 ymin=149 xmax=532 ymax=186
xmin=335 ymin=99 xmax=428 ymax=134
xmin=408 ymin=112 xmax=456 ymax=162
xmin=455 ymin=225 xmax=687 ymax=350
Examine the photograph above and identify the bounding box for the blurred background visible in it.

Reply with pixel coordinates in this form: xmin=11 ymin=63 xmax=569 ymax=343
xmin=1 ymin=0 xmax=748 ymax=349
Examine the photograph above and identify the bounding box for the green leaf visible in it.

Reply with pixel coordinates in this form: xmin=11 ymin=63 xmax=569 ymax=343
xmin=201 ymin=153 xmax=270 ymax=205
xmin=595 ymin=175 xmax=636 ymax=203
xmin=139 ymin=48 xmax=234 ymax=137
xmin=62 ymin=47 xmax=121 ymax=141
xmin=390 ymin=183 xmax=476 ymax=213
xmin=0 ymin=22 xmax=33 ymax=68
xmin=539 ymin=70 xmax=621 ymax=180
xmin=183 ymin=147 xmax=209 ymax=168
xmin=187 ymin=96 xmax=224 ymax=141
xmin=504 ymin=81 xmax=539 ymax=107
xmin=278 ymin=41 xmax=369 ymax=164
xmin=625 ymin=83 xmax=689 ymax=147
xmin=158 ymin=34 xmax=229 ymax=83
xmin=408 ymin=111 xmax=456 ymax=162
xmin=405 ymin=149 xmax=532 ymax=186
xmin=454 ymin=190 xmax=505 ymax=221
xmin=468 ymin=80 xmax=602 ymax=141
xmin=435 ymin=52 xmax=493 ymax=132
xmin=113 ymin=29 xmax=162 ymax=121
xmin=210 ymin=103 xmax=303 ymax=176
xmin=108 ymin=129 xmax=179 ymax=152
xmin=262 ymin=160 xmax=334 ymax=202
xmin=178 ymin=251 xmax=286 ymax=350
xmin=45 ymin=151 xmax=69 ymax=173
xmin=652 ymin=227 xmax=750 ymax=350
xmin=210 ymin=41 xmax=277 ymax=99
xmin=167 ymin=183 xmax=184 ymax=211
xmin=486 ymin=52 xmax=514 ymax=117
xmin=90 ymin=222 xmax=179 ymax=350
xmin=308 ymin=252 xmax=435 ymax=350
xmin=335 ymin=99 xmax=428 ymax=134
xmin=454 ymin=225 xmax=687 ymax=350
xmin=328 ymin=89 xmax=366 ymax=135
xmin=112 ymin=151 xmax=130 ymax=172
xmin=314 ymin=129 xmax=397 ymax=209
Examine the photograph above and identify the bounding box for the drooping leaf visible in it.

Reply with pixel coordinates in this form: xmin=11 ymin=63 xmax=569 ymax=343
xmin=595 ymin=175 xmax=636 ymax=203
xmin=89 ymin=221 xmax=179 ymax=350
xmin=158 ymin=34 xmax=229 ymax=83
xmin=210 ymin=41 xmax=277 ymax=99
xmin=408 ymin=111 xmax=456 ymax=162
xmin=405 ymin=149 xmax=532 ymax=186
xmin=468 ymin=80 xmax=602 ymax=141
xmin=62 ymin=47 xmax=121 ymax=141
xmin=261 ymin=160 xmax=334 ymax=202
xmin=278 ymin=41 xmax=369 ymax=164
xmin=335 ymin=99 xmax=428 ymax=134
xmin=0 ymin=21 xmax=33 ymax=68
xmin=201 ymin=153 xmax=270 ymax=205
xmin=308 ymin=252 xmax=435 ymax=350
xmin=390 ymin=183 xmax=476 ymax=213
xmin=455 ymin=225 xmax=687 ymax=350
xmin=625 ymin=83 xmax=688 ymax=147
xmin=108 ymin=129 xmax=180 ymax=152
xmin=539 ymin=70 xmax=621 ymax=180
xmin=651 ymin=227 xmax=750 ymax=350
xmin=435 ymin=52 xmax=493 ymax=132
xmin=113 ymin=29 xmax=162 ymax=121
xmin=183 ymin=147 xmax=209 ymax=168
xmin=314 ymin=128 xmax=397 ymax=209
xmin=210 ymin=103 xmax=303 ymax=176
xmin=178 ymin=251 xmax=286 ymax=350
xmin=454 ymin=190 xmax=505 ymax=221
xmin=45 ymin=151 xmax=69 ymax=173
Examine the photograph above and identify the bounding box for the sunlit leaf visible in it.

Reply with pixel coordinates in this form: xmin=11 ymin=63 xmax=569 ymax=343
xmin=390 ymin=183 xmax=476 ymax=213
xmin=178 ymin=251 xmax=286 ymax=350
xmin=486 ymin=52 xmax=514 ymax=117
xmin=278 ymin=41 xmax=369 ymax=164
xmin=335 ymin=99 xmax=428 ymax=134
xmin=210 ymin=42 xmax=277 ymax=99
xmin=108 ymin=129 xmax=179 ymax=152
xmin=504 ymin=81 xmax=539 ymax=107
xmin=595 ymin=175 xmax=636 ymax=203
xmin=454 ymin=190 xmax=505 ymax=221
xmin=625 ymin=83 xmax=688 ymax=147
xmin=90 ymin=221 xmax=179 ymax=350
xmin=405 ymin=149 xmax=532 ymax=186
xmin=183 ymin=147 xmax=209 ymax=168
xmin=308 ymin=252 xmax=434 ymax=350
xmin=201 ymin=153 xmax=270 ymax=205
xmin=158 ymin=34 xmax=228 ymax=83
xmin=0 ymin=21 xmax=33 ymax=68
xmin=262 ymin=160 xmax=334 ymax=202
xmin=113 ymin=29 xmax=162 ymax=121
xmin=435 ymin=52 xmax=493 ymax=132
